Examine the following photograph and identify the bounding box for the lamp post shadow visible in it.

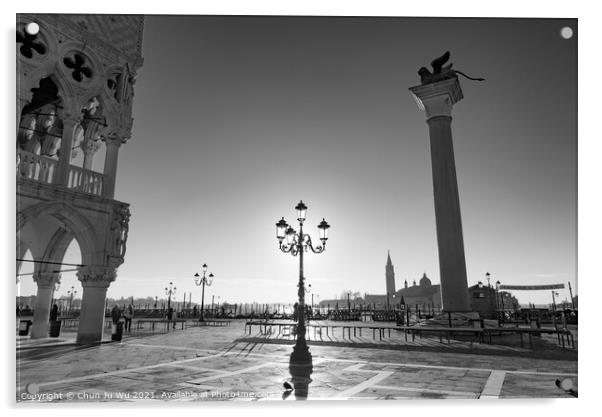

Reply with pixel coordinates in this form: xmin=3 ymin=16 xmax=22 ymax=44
xmin=286 ymin=353 xmax=313 ymax=400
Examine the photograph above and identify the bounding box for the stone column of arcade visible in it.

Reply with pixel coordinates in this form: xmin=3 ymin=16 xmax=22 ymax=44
xmin=410 ymin=78 xmax=471 ymax=313
xmin=76 ymin=266 xmax=116 ymax=344
xmin=30 ymin=271 xmax=61 ymax=338
xmin=17 ymin=97 xmax=30 ymax=136
xmin=102 ymin=135 xmax=123 ymax=199
xmin=55 ymin=114 xmax=81 ymax=186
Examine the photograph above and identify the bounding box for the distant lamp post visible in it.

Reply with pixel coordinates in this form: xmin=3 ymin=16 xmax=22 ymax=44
xmin=485 ymin=272 xmax=494 ymax=312
xmin=275 ymin=200 xmax=330 ymax=365
xmin=194 ymin=264 xmax=214 ymax=321
xmin=67 ymin=286 xmax=77 ymax=314
xmin=165 ymin=282 xmax=176 ymax=311
xmin=154 ymin=296 xmax=158 ymax=309
xmin=495 ymin=280 xmax=505 ymax=311
xmin=551 ymin=291 xmax=560 ymax=312
xmin=51 ymin=281 xmax=60 ymax=306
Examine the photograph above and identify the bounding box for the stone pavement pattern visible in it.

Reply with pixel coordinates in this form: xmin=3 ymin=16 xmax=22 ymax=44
xmin=17 ymin=320 xmax=577 ymax=402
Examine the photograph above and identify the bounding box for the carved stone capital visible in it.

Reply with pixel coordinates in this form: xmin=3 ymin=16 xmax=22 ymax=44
xmin=103 ymin=133 xmax=126 ymax=148
xmin=82 ymin=138 xmax=102 ymax=154
xmin=77 ymin=266 xmax=117 ymax=288
xmin=409 ymin=77 xmax=463 ymax=120
xmin=32 ymin=271 xmax=61 ymax=288
xmin=57 ymin=111 xmax=83 ymax=129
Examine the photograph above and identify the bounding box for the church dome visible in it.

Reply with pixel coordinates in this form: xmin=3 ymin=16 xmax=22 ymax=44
xmin=419 ymin=273 xmax=432 ymax=287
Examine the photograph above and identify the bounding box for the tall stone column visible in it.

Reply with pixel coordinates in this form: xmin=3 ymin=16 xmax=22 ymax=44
xmin=82 ymin=139 xmax=98 ymax=170
xmin=55 ymin=114 xmax=80 ymax=186
xmin=102 ymin=135 xmax=122 ymax=199
xmin=76 ymin=266 xmax=116 ymax=344
xmin=410 ymin=78 xmax=471 ymax=312
xmin=30 ymin=271 xmax=61 ymax=339
xmin=17 ymin=97 xmax=30 ymax=135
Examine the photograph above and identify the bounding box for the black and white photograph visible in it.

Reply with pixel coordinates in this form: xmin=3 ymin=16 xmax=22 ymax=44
xmin=9 ymin=1 xmax=595 ymax=411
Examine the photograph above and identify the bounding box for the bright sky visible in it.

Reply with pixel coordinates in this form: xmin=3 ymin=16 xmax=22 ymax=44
xmin=5 ymin=3 xmax=602 ymax=417
xmin=16 ymin=12 xmax=578 ymax=308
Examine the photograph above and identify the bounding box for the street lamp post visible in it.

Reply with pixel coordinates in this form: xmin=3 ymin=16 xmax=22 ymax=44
xmin=165 ymin=282 xmax=176 ymax=311
xmin=51 ymin=282 xmax=60 ymax=309
xmin=495 ymin=280 xmax=501 ymax=309
xmin=486 ymin=272 xmax=495 ymax=316
xmin=496 ymin=281 xmax=504 ymax=313
xmin=275 ymin=200 xmax=330 ymax=365
xmin=551 ymin=291 xmax=559 ymax=312
xmin=67 ymin=286 xmax=77 ymax=315
xmin=305 ymin=284 xmax=312 ymax=321
xmin=194 ymin=264 xmax=214 ymax=322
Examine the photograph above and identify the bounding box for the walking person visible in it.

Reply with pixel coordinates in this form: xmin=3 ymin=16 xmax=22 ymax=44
xmin=110 ymin=304 xmax=124 ymax=341
xmin=111 ymin=304 xmax=121 ymax=324
xmin=167 ymin=307 xmax=176 ymax=329
xmin=49 ymin=303 xmax=59 ymax=322
xmin=123 ymin=304 xmax=134 ymax=332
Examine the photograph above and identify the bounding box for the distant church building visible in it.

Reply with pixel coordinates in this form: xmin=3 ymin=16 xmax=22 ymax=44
xmin=365 ymin=252 xmax=442 ymax=311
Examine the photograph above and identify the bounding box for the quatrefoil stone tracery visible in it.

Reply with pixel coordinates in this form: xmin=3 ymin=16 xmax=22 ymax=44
xmin=17 ymin=27 xmax=46 ymax=59
xmin=63 ymin=53 xmax=93 ymax=82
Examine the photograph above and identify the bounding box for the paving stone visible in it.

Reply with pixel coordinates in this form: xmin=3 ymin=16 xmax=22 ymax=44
xmin=16 ymin=319 xmax=577 ymax=402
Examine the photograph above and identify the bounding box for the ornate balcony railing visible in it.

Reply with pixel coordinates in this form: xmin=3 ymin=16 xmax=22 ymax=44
xmin=17 ymin=148 xmax=57 ymax=184
xmin=17 ymin=149 xmax=104 ymax=197
xmin=67 ymin=165 xmax=104 ymax=196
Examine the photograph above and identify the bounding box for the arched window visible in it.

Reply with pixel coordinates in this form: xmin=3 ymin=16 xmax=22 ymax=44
xmin=18 ymin=77 xmax=63 ymax=157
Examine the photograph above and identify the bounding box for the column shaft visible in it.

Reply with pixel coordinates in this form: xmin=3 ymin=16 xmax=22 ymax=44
xmin=30 ymin=284 xmax=54 ymax=338
xmin=76 ymin=266 xmax=116 ymax=344
xmin=427 ymin=116 xmax=470 ymax=312
xmin=83 ymin=149 xmax=94 ymax=170
xmin=55 ymin=117 xmax=79 ymax=186
xmin=76 ymin=286 xmax=109 ymax=344
xmin=102 ymin=138 xmax=121 ymax=199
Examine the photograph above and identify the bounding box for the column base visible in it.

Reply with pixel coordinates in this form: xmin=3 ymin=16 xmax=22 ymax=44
xmin=30 ymin=322 xmax=50 ymax=339
xmin=76 ymin=332 xmax=105 ymax=345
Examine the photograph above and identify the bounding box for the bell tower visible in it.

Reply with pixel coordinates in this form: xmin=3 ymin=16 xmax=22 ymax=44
xmin=385 ymin=251 xmax=396 ymax=299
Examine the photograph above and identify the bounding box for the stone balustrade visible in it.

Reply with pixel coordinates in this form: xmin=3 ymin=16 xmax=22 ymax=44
xmin=17 ymin=149 xmax=104 ymax=197
xmin=67 ymin=164 xmax=104 ymax=196
xmin=16 ymin=148 xmax=57 ymax=184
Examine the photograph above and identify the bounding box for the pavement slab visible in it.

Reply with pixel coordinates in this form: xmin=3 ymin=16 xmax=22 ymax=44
xmin=16 ymin=319 xmax=577 ymax=402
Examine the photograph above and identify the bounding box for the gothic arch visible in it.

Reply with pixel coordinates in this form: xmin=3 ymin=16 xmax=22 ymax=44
xmin=17 ymin=201 xmax=99 ymax=266
xmin=39 ymin=227 xmax=75 ymax=272
xmin=23 ymin=70 xmax=79 ymax=116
